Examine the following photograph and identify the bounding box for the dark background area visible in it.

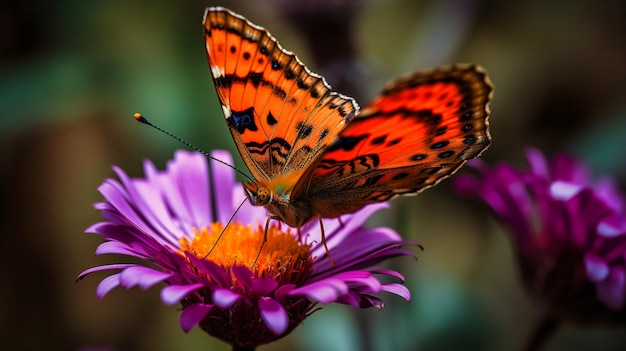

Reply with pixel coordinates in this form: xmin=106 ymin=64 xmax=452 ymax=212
xmin=1 ymin=0 xmax=625 ymax=350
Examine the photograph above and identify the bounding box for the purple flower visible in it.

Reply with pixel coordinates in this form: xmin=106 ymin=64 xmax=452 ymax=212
xmin=79 ymin=150 xmax=419 ymax=349
xmin=454 ymin=147 xmax=626 ymax=324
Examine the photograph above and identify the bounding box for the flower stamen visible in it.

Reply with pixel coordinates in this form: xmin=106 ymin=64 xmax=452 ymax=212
xmin=179 ymin=222 xmax=313 ymax=281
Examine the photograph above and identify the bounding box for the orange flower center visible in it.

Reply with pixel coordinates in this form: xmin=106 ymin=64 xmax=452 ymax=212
xmin=179 ymin=222 xmax=313 ymax=281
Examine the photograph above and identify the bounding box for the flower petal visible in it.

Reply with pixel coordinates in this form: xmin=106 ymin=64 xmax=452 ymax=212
xmin=597 ymin=216 xmax=626 ymax=238
xmin=161 ymin=284 xmax=204 ymax=305
xmin=550 ymin=181 xmax=582 ymax=201
xmin=231 ymin=265 xmax=253 ymax=288
xmin=95 ymin=241 xmax=137 ymax=256
xmin=251 ymin=277 xmax=279 ymax=296
xmin=96 ymin=274 xmax=121 ymax=298
xmin=119 ymin=266 xmax=172 ymax=289
xmin=76 ymin=263 xmax=136 ymax=281
xmin=381 ymin=283 xmax=411 ymax=301
xmin=585 ymin=254 xmax=609 ymax=282
xmin=213 ymin=288 xmax=241 ymax=308
xmin=259 ymin=297 xmax=288 ymax=335
xmin=274 ymin=284 xmax=296 ymax=299
xmin=289 ymin=279 xmax=349 ymax=304
xmin=180 ymin=303 xmax=213 ymax=333
xmin=596 ymin=266 xmax=626 ymax=310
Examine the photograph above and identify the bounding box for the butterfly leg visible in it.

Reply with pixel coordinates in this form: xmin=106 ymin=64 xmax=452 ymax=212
xmin=317 ymin=214 xmax=337 ymax=266
xmin=252 ymin=215 xmax=280 ymax=267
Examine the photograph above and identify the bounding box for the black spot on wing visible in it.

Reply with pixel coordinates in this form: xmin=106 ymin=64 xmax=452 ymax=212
xmin=415 ymin=177 xmax=427 ymax=185
xmin=273 ymin=86 xmax=287 ymax=99
xmin=438 ymin=150 xmax=455 ymax=159
xmin=459 ymin=111 xmax=473 ymax=122
xmin=229 ymin=107 xmax=258 ymax=134
xmin=428 ymin=166 xmax=443 ymax=175
xmin=271 ymin=59 xmax=283 ymax=70
xmin=371 ymin=135 xmax=387 ymax=145
xmin=464 ymin=134 xmax=476 ymax=145
xmin=317 ymin=129 xmax=330 ymax=143
xmin=387 ymin=138 xmax=401 ymax=147
xmin=285 ymin=69 xmax=295 ymax=79
xmin=214 ymin=75 xmax=233 ymax=88
xmin=297 ymin=79 xmax=310 ymax=90
xmin=296 ymin=122 xmax=313 ymax=139
xmin=430 ymin=141 xmax=449 ymax=149
xmin=327 ymin=134 xmax=368 ymax=152
xmin=248 ymin=72 xmax=262 ymax=87
xmin=409 ymin=154 xmax=427 ymax=162
xmin=267 ymin=112 xmax=277 ymax=126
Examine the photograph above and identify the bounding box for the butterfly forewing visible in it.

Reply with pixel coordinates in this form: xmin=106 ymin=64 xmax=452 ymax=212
xmin=204 ymin=7 xmax=358 ymax=187
xmin=294 ymin=65 xmax=492 ymax=213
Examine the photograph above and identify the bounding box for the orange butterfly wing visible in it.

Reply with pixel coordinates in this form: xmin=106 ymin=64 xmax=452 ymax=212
xmin=293 ymin=65 xmax=492 ymax=217
xmin=204 ymin=7 xmax=493 ymax=227
xmin=203 ymin=7 xmax=358 ymax=195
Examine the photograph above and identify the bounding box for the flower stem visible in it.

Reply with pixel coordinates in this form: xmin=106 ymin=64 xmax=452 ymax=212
xmin=522 ymin=315 xmax=560 ymax=351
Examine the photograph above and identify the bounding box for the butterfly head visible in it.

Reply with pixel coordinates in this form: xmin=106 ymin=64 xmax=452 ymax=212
xmin=243 ymin=181 xmax=272 ymax=206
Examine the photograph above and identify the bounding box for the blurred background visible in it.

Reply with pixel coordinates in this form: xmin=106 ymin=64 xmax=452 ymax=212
xmin=1 ymin=0 xmax=625 ymax=350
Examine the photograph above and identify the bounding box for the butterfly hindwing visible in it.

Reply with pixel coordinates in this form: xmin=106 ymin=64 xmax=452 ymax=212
xmin=204 ymin=7 xmax=358 ymax=188
xmin=293 ymin=65 xmax=492 ymax=215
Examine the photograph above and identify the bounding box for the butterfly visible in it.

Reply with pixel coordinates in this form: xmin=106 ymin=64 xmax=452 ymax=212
xmin=204 ymin=7 xmax=492 ymax=237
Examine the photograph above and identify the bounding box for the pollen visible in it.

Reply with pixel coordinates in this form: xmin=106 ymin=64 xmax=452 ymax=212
xmin=179 ymin=222 xmax=313 ymax=282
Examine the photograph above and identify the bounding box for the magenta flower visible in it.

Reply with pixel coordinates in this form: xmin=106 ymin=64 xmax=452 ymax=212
xmin=79 ymin=150 xmax=418 ymax=350
xmin=454 ymin=147 xmax=626 ymax=347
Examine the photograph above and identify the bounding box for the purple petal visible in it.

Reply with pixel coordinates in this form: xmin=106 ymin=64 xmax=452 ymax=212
xmin=96 ymin=274 xmax=121 ymax=298
xmin=161 ymin=284 xmax=204 ymax=305
xmin=77 ymin=263 xmax=136 ymax=281
xmin=164 ymin=151 xmax=211 ymax=227
xmin=550 ymin=181 xmax=582 ymax=201
xmin=180 ymin=303 xmax=213 ymax=333
xmin=209 ymin=150 xmax=237 ymax=224
xmin=187 ymin=256 xmax=230 ymax=287
xmin=259 ymin=297 xmax=288 ymax=335
xmin=232 ymin=265 xmax=253 ymax=288
xmin=358 ymin=294 xmax=385 ymax=309
xmin=213 ymin=288 xmax=241 ymax=308
xmin=597 ymin=216 xmax=626 ymax=238
xmin=308 ymin=203 xmax=391 ymax=257
xmin=119 ymin=266 xmax=172 ymax=289
xmin=251 ymin=277 xmax=279 ymax=296
xmin=370 ymin=269 xmax=406 ymax=282
xmin=525 ymin=147 xmax=549 ymax=179
xmin=289 ymin=279 xmax=348 ymax=304
xmin=95 ymin=241 xmax=137 ymax=256
xmin=596 ymin=266 xmax=626 ymax=310
xmin=585 ymin=254 xmax=610 ymax=282
xmin=274 ymin=284 xmax=296 ymax=299
xmin=381 ymin=283 xmax=411 ymax=301
xmin=335 ymin=291 xmax=362 ymax=307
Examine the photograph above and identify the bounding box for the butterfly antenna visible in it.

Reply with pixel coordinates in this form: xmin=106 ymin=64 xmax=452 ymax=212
xmin=134 ymin=113 xmax=253 ymax=181
xmin=202 ymin=196 xmax=248 ymax=260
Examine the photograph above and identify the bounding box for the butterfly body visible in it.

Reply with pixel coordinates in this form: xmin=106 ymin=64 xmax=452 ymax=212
xmin=204 ymin=7 xmax=493 ymax=229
